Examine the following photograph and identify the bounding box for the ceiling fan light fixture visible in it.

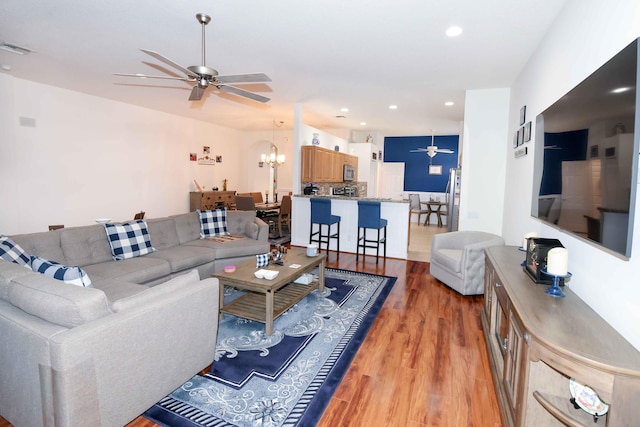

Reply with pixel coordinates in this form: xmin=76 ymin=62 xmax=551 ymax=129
xmin=445 ymin=26 xmax=463 ymax=37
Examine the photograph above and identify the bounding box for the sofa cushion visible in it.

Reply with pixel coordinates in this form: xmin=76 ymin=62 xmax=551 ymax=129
xmin=0 ymin=260 xmax=34 ymax=300
xmin=81 ymin=256 xmax=171 ymax=284
xmin=104 ymin=220 xmax=156 ymax=260
xmin=170 ymin=212 xmax=201 ymax=244
xmin=146 ymin=218 xmax=180 ymax=249
xmin=431 ymin=248 xmax=463 ymax=273
xmin=226 ymin=210 xmax=258 ymax=237
xmin=197 ymin=209 xmax=229 ymax=238
xmin=11 ymin=229 xmax=67 ymax=264
xmin=60 ymin=224 xmax=113 ymax=266
xmin=0 ymin=236 xmax=31 ymax=268
xmin=111 ymin=269 xmax=200 ymax=312
xmin=9 ymin=272 xmax=111 ymax=328
xmin=244 ymin=222 xmax=259 ymax=240
xmin=91 ymin=278 xmax=149 ymax=305
xmin=147 ymin=245 xmax=215 ymax=273
xmin=30 ymin=256 xmax=93 ymax=288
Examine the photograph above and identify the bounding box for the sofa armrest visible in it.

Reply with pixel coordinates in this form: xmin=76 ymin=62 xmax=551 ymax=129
xmin=45 ymin=276 xmax=220 ymax=426
xmin=254 ymin=217 xmax=269 ymax=241
xmin=460 ymin=236 xmax=505 ymax=275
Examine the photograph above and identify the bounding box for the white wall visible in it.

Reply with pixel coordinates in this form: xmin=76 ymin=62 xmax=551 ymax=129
xmin=460 ymin=88 xmax=510 ymax=235
xmin=0 ymin=75 xmax=248 ymax=234
xmin=504 ymin=0 xmax=640 ymax=350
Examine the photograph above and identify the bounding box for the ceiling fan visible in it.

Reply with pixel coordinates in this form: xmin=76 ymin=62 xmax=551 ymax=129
xmin=113 ymin=13 xmax=271 ymax=103
xmin=410 ymin=131 xmax=454 ymax=158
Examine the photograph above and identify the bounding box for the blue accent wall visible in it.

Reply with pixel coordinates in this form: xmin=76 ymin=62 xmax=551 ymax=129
xmin=540 ymin=130 xmax=589 ymax=195
xmin=384 ymin=135 xmax=459 ymax=192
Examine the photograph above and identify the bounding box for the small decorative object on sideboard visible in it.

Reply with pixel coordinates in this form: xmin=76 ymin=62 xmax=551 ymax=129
xmin=524 ymin=237 xmax=565 ymax=285
xmin=569 ymin=378 xmax=609 ymax=423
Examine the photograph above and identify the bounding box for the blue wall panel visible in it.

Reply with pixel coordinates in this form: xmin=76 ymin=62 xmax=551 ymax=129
xmin=384 ymin=135 xmax=459 ymax=192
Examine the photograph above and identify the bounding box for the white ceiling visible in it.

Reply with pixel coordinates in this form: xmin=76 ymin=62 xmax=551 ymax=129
xmin=0 ymin=0 xmax=567 ymax=136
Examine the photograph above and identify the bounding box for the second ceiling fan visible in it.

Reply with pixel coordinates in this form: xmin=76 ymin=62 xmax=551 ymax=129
xmin=410 ymin=131 xmax=454 ymax=158
xmin=114 ymin=13 xmax=271 ymax=103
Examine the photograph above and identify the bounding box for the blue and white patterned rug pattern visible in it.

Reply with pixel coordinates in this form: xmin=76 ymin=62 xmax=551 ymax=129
xmin=144 ymin=268 xmax=395 ymax=427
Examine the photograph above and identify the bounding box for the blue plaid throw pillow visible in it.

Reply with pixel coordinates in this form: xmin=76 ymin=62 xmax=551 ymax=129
xmin=103 ymin=220 xmax=156 ymax=260
xmin=256 ymin=253 xmax=270 ymax=268
xmin=30 ymin=256 xmax=93 ymax=287
xmin=197 ymin=209 xmax=229 ymax=238
xmin=0 ymin=236 xmax=32 ymax=268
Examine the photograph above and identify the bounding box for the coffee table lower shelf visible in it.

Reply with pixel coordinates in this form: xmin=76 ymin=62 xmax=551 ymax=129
xmin=221 ymin=281 xmax=319 ymax=324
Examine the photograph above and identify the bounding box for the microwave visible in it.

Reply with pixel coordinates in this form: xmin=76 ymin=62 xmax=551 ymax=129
xmin=343 ymin=164 xmax=355 ymax=181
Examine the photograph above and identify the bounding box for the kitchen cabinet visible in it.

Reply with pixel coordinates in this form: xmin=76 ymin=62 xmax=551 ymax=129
xmin=301 ymin=146 xmax=358 ymax=183
xmin=482 ymin=246 xmax=640 ymax=427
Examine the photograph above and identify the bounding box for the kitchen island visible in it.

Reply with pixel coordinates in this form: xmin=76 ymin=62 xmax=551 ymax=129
xmin=291 ymin=195 xmax=410 ymax=259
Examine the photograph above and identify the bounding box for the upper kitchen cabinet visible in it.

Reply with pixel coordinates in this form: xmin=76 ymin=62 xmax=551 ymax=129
xmin=301 ymin=146 xmax=358 ymax=183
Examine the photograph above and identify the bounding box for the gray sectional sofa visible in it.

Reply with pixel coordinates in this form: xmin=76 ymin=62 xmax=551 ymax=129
xmin=0 ymin=210 xmax=270 ymax=427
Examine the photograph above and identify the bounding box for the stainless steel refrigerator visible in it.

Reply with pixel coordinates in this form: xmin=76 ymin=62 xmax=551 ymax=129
xmin=446 ymin=168 xmax=461 ymax=232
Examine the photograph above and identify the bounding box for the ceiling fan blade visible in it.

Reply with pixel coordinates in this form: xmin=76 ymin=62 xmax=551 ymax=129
xmin=410 ymin=148 xmax=428 ymax=152
xmin=217 ymin=84 xmax=270 ymax=103
xmin=189 ymin=86 xmax=206 ymax=101
xmin=113 ymin=72 xmax=194 ymax=81
xmin=140 ymin=49 xmax=199 ymax=79
xmin=437 ymin=149 xmax=455 ymax=154
xmin=215 ymin=73 xmax=271 ymax=84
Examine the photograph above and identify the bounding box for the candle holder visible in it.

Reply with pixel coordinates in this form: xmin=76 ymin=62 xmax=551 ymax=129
xmin=265 ymin=194 xmax=269 ymax=204
xmin=541 ymin=269 xmax=571 ymax=298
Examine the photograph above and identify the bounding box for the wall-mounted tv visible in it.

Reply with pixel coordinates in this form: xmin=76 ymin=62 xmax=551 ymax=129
xmin=531 ymin=38 xmax=639 ymax=258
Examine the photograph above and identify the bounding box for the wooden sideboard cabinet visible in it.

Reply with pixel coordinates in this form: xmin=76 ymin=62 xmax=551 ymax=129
xmin=482 ymin=246 xmax=640 ymax=427
xmin=189 ymin=191 xmax=236 ymax=211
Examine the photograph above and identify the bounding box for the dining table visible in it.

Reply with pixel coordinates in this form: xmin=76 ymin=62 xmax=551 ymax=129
xmin=421 ymin=200 xmax=446 ymax=227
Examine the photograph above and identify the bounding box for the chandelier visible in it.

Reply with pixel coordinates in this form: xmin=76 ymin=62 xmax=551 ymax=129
xmin=261 ymin=120 xmax=285 ymax=166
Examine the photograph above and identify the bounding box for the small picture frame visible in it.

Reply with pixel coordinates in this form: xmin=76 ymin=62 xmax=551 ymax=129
xmin=372 ymin=152 xmax=377 ymax=160
xmin=517 ymin=127 xmax=524 ymax=146
xmin=520 ymin=106 xmax=526 ymax=126
xmin=513 ymin=131 xmax=519 ymax=148
xmin=524 ymin=121 xmax=532 ymax=142
xmin=590 ymin=145 xmax=599 ymax=158
xmin=215 ymin=155 xmax=222 ymax=163
xmin=379 ymin=150 xmax=382 ymax=161
xmin=429 ymin=165 xmax=443 ymax=175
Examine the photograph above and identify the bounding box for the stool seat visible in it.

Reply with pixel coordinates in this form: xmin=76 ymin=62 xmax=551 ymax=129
xmin=356 ymin=200 xmax=387 ymax=263
xmin=309 ymin=198 xmax=341 ymax=254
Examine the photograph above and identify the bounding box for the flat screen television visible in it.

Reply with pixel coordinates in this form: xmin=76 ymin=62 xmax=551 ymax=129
xmin=531 ymin=38 xmax=640 ymax=258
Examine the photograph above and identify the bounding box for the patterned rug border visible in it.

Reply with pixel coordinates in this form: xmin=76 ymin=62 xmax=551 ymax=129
xmin=144 ymin=268 xmax=397 ymax=427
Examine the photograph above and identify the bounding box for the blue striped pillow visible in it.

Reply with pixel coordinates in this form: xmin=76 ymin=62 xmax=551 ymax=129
xmin=30 ymin=256 xmax=93 ymax=288
xmin=0 ymin=236 xmax=32 ymax=268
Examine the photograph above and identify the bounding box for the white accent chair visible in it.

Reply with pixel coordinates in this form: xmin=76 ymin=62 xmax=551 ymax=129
xmin=430 ymin=231 xmax=505 ymax=295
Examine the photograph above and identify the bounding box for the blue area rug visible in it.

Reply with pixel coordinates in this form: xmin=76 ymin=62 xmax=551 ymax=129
xmin=144 ymin=268 xmax=396 ymax=427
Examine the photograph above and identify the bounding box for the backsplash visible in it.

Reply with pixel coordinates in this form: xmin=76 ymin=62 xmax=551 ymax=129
xmin=301 ymin=182 xmax=368 ymax=197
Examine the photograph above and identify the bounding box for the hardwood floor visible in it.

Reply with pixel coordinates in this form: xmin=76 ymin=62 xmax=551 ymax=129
xmin=0 ymin=252 xmax=502 ymax=427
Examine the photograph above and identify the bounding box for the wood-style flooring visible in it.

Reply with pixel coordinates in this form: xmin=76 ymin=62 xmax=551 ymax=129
xmin=0 ymin=248 xmax=502 ymax=427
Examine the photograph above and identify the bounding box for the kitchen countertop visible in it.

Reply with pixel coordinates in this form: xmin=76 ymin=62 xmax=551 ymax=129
xmin=294 ymin=194 xmax=408 ymax=204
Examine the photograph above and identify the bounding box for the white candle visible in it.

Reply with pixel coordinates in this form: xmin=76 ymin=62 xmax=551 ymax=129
xmin=523 ymin=232 xmax=539 ymax=249
xmin=547 ymin=247 xmax=569 ymax=276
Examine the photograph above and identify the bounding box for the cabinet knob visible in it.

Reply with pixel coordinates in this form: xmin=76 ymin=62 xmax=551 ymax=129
xmin=495 ymin=282 xmax=501 ymax=287
xmin=502 ymin=338 xmax=509 ymax=351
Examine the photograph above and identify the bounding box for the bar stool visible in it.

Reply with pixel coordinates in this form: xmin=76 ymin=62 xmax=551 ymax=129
xmin=309 ymin=198 xmax=341 ymax=254
xmin=356 ymin=200 xmax=387 ymax=263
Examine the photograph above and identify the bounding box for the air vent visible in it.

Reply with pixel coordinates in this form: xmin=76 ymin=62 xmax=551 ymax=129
xmin=0 ymin=42 xmax=32 ymax=55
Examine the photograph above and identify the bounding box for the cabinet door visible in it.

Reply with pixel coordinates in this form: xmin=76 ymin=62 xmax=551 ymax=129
xmin=504 ymin=310 xmax=527 ymax=424
xmin=484 ymin=258 xmax=494 ymax=321
xmin=301 ymin=146 xmax=315 ymax=182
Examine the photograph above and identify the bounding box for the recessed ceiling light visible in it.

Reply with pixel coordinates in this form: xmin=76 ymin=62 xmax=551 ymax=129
xmin=445 ymin=26 xmax=463 ymax=37
xmin=445 ymin=101 xmax=454 ymax=106
xmin=341 ymin=107 xmax=349 ymax=112
xmin=611 ymin=86 xmax=632 ymax=93
xmin=389 ymin=105 xmax=398 ymax=110
xmin=360 ymin=122 xmax=367 ymax=126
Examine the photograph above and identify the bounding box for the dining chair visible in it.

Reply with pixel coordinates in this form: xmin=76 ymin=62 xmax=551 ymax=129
xmin=133 ymin=211 xmax=145 ymax=220
xmin=277 ymin=195 xmax=292 ymax=237
xmin=250 ymin=192 xmax=264 ymax=204
xmin=48 ymin=224 xmax=64 ymax=231
xmin=408 ymin=194 xmax=430 ymax=225
xmin=235 ymin=195 xmax=256 ymax=211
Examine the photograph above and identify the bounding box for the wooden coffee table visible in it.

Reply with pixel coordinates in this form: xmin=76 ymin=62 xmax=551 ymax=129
xmin=213 ymin=249 xmax=326 ymax=335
